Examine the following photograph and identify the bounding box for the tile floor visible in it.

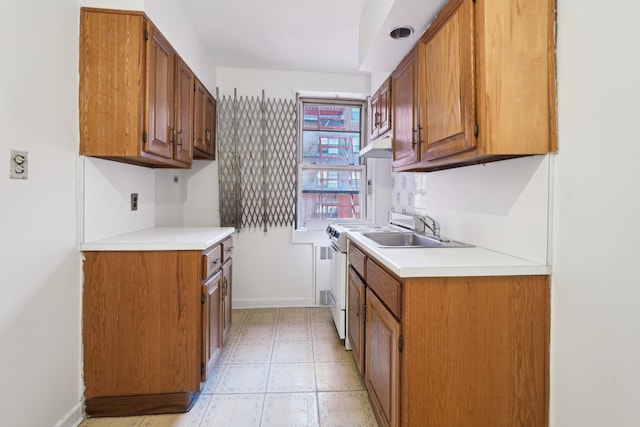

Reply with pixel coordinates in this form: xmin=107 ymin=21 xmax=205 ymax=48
xmin=80 ymin=307 xmax=379 ymax=427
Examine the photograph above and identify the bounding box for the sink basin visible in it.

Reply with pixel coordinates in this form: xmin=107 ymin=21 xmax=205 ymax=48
xmin=361 ymin=231 xmax=472 ymax=249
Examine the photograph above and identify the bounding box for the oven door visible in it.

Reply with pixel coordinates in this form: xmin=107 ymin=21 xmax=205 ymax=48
xmin=328 ymin=242 xmax=347 ymax=340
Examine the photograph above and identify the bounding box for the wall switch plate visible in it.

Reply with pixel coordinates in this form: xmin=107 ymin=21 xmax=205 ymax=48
xmin=10 ymin=149 xmax=28 ymax=179
xmin=131 ymin=193 xmax=138 ymax=211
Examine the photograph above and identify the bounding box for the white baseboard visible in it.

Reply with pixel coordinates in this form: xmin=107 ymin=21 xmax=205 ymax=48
xmin=54 ymin=402 xmax=84 ymax=427
xmin=232 ymin=297 xmax=316 ymax=308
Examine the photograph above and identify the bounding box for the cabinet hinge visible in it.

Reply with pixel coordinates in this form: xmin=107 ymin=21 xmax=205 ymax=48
xmin=398 ymin=335 xmax=404 ymax=352
xmin=142 ymin=131 xmax=148 ymax=142
xmin=474 ymin=122 xmax=479 ymax=138
xmin=144 ymin=29 xmax=149 ymax=41
xmin=201 ymin=293 xmax=205 ymax=305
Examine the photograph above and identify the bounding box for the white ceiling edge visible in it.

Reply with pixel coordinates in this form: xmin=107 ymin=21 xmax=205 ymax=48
xmin=359 ymin=0 xmax=396 ymax=66
xmin=358 ymin=0 xmax=448 ymax=73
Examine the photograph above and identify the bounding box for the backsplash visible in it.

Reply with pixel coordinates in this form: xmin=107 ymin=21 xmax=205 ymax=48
xmin=389 ymin=155 xmax=551 ymax=265
xmin=390 ymin=172 xmax=429 ymax=216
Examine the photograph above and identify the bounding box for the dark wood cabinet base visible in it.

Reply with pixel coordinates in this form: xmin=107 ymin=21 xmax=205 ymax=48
xmin=85 ymin=392 xmax=199 ymax=417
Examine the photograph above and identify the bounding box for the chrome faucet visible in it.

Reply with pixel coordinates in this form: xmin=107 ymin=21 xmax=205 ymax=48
xmin=414 ymin=214 xmax=441 ymax=239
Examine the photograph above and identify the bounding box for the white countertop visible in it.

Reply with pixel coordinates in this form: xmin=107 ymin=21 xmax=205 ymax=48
xmin=347 ymin=232 xmax=551 ymax=278
xmin=81 ymin=227 xmax=236 ymax=251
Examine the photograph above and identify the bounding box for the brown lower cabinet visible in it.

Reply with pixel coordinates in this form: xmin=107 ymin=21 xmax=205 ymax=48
xmin=347 ymin=241 xmax=550 ymax=427
xmin=82 ymin=236 xmax=233 ymax=417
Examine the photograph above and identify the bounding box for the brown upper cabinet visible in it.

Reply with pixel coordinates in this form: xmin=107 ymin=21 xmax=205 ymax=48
xmin=79 ymin=8 xmax=215 ymax=168
xmin=370 ymin=78 xmax=392 ymax=140
xmin=393 ymin=0 xmax=557 ymax=171
xmin=193 ymin=78 xmax=217 ymax=160
xmin=391 ymin=48 xmax=421 ymax=168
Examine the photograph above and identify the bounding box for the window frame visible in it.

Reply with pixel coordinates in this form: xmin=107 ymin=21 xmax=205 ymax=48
xmin=296 ymin=96 xmax=367 ymax=230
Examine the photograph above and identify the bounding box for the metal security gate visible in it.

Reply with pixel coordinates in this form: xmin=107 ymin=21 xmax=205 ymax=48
xmin=217 ymin=89 xmax=297 ymax=231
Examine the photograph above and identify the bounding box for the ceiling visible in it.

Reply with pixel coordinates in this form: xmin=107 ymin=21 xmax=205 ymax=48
xmin=176 ymin=0 xmax=448 ymax=75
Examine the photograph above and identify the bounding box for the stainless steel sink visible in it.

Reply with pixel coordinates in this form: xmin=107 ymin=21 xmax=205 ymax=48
xmin=361 ymin=231 xmax=472 ymax=248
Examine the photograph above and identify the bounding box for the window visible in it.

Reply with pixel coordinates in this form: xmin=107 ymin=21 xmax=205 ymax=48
xmin=297 ymin=98 xmax=366 ymax=229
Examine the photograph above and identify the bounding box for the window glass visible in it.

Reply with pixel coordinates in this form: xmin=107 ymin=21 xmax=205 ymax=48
xmin=297 ymin=100 xmax=366 ymax=229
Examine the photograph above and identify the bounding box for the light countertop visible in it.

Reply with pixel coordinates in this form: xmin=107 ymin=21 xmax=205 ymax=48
xmin=81 ymin=227 xmax=235 ymax=251
xmin=347 ymin=232 xmax=551 ymax=278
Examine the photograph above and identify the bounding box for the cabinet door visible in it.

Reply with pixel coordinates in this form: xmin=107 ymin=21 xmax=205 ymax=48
xmin=193 ymin=79 xmax=207 ymax=154
xmin=420 ymin=0 xmax=476 ymax=161
xmin=174 ymin=57 xmax=194 ymax=165
xmin=370 ymin=91 xmax=380 ymax=139
xmin=365 ymin=288 xmax=401 ymax=427
xmin=221 ymin=259 xmax=233 ymax=343
xmin=202 ymin=270 xmax=222 ymax=380
xmin=204 ymin=91 xmax=216 ymax=159
xmin=347 ymin=267 xmax=366 ymax=375
xmin=193 ymin=79 xmax=216 ymax=159
xmin=146 ymin=24 xmax=175 ymax=159
xmin=377 ymin=78 xmax=391 ymax=136
xmin=392 ymin=48 xmax=420 ymax=168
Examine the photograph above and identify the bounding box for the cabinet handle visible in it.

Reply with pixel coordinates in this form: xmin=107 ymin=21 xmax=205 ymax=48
xmin=169 ymin=127 xmax=175 ymax=143
xmin=355 ymin=295 xmax=360 ymax=317
xmin=177 ymin=130 xmax=183 ymax=146
xmin=210 ymin=258 xmax=221 ymax=268
xmin=205 ymin=128 xmax=211 ymax=142
xmin=222 ymin=277 xmax=228 ymax=298
xmin=417 ymin=125 xmax=423 ymax=147
xmin=374 ymin=112 xmax=380 ymax=127
xmin=225 ymin=246 xmax=234 ymax=254
xmin=411 ymin=128 xmax=418 ymax=148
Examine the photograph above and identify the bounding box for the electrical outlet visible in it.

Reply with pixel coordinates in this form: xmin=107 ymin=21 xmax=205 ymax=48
xmin=131 ymin=193 xmax=138 ymax=211
xmin=173 ymin=175 xmax=179 ymax=183
xmin=10 ymin=149 xmax=28 ymax=179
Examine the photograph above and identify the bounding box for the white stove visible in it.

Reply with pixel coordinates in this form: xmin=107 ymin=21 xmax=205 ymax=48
xmin=325 ymin=222 xmax=401 ymax=344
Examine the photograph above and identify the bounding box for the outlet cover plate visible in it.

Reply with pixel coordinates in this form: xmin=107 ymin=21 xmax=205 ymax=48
xmin=10 ymin=149 xmax=28 ymax=179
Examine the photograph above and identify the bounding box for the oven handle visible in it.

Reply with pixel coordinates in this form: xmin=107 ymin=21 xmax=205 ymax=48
xmin=329 ymin=242 xmax=344 ymax=254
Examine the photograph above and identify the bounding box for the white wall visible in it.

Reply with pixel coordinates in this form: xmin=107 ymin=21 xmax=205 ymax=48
xmin=550 ymin=1 xmax=640 ymax=425
xmin=392 ymin=155 xmax=551 ymax=264
xmin=0 ymin=1 xmax=216 ymax=426
xmin=0 ymin=1 xmax=83 ymax=426
xmin=203 ymin=67 xmax=370 ymax=306
xmin=216 ymin=67 xmax=370 ymax=99
xmin=83 ymin=158 xmax=156 ymax=241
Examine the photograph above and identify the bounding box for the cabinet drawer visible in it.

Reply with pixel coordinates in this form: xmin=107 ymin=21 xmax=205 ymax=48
xmin=366 ymin=259 xmax=401 ymax=319
xmin=222 ymin=237 xmax=233 ymax=262
xmin=202 ymin=244 xmax=222 ymax=280
xmin=348 ymin=242 xmax=367 ymax=280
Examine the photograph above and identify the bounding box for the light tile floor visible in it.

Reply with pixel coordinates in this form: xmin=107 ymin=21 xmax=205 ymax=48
xmin=80 ymin=307 xmax=379 ymax=427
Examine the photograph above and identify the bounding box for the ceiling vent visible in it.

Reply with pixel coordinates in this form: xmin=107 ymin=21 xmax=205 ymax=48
xmin=389 ymin=26 xmax=414 ymax=40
